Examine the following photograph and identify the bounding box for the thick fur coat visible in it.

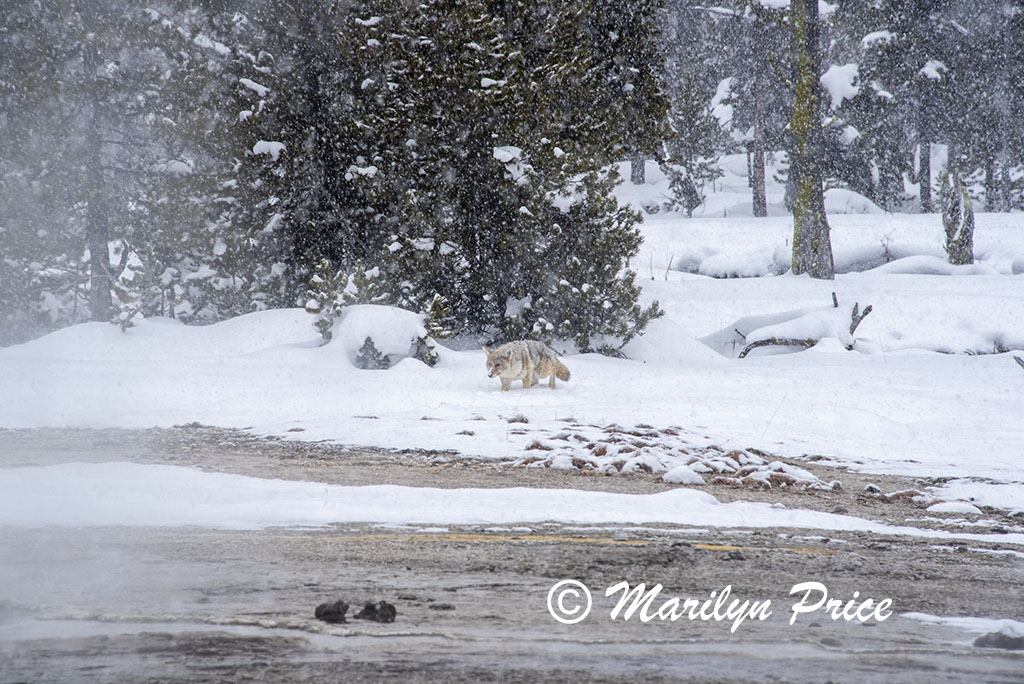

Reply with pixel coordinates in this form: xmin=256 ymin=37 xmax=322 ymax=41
xmin=483 ymin=341 xmax=570 ymax=391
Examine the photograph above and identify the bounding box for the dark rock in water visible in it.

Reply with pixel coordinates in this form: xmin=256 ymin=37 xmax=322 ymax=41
xmin=974 ymin=632 xmax=1024 ymax=651
xmin=354 ymin=600 xmax=397 ymax=623
xmin=314 ymin=600 xmax=349 ymax=624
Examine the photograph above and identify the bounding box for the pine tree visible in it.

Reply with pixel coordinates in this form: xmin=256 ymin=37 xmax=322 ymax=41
xmin=707 ymin=1 xmax=792 ymax=217
xmin=584 ymin=0 xmax=671 ymax=186
xmin=660 ymin=71 xmax=722 ymax=216
xmin=348 ymin=0 xmax=662 ymax=352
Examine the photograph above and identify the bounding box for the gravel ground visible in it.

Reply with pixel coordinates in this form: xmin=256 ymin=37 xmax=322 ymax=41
xmin=1 ymin=427 xmax=1022 ymax=683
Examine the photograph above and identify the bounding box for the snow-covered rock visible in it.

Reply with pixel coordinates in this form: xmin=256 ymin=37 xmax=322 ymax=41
xmin=663 ymin=464 xmax=705 ymax=485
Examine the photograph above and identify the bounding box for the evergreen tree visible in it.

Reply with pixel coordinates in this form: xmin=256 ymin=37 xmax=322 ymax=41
xmin=708 ymin=1 xmax=792 ymax=217
xmin=659 ymin=70 xmax=722 ymax=216
xmin=349 ymin=0 xmax=661 ymax=352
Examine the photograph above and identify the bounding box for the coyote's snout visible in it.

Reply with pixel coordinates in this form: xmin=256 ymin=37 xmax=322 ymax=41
xmin=483 ymin=340 xmax=570 ymax=391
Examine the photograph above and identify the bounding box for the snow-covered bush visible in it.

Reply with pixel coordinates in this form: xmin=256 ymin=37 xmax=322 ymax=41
xmin=329 ymin=304 xmax=440 ymax=369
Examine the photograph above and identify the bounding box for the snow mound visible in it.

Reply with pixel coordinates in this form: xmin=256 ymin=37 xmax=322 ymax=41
xmin=926 ymin=501 xmax=983 ymax=515
xmin=621 ymin=317 xmax=725 ymax=366
xmin=327 ymin=304 xmax=436 ymax=368
xmin=824 ymin=188 xmax=884 ymax=215
xmin=1 ymin=309 xmax=316 ymax=361
xmin=662 ymin=464 xmax=704 ymax=485
xmin=865 ymin=255 xmax=999 ymax=276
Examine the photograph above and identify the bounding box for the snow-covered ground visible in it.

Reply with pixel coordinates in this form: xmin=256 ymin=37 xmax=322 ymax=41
xmin=2 ymin=461 xmax=1022 ymax=547
xmin=2 ymin=157 xmax=1022 ymax=525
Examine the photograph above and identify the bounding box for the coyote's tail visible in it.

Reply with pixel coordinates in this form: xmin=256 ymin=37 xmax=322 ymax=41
xmin=554 ymin=359 xmax=570 ymax=382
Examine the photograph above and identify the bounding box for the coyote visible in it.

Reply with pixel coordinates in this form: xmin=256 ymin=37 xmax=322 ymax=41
xmin=483 ymin=340 xmax=570 ymax=391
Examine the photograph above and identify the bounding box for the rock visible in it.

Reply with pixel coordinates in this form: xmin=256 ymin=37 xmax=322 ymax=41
xmin=314 ymin=599 xmax=349 ymax=624
xmin=973 ymin=632 xmax=1024 ymax=651
xmin=354 ymin=600 xmax=397 ymax=623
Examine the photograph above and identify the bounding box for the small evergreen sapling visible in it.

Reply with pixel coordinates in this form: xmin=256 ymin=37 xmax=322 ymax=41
xmin=305 ymin=259 xmax=392 ymax=343
xmin=304 ymin=258 xmax=347 ymax=342
xmin=413 ymin=293 xmax=452 ymax=367
xmin=355 ymin=336 xmax=391 ymax=369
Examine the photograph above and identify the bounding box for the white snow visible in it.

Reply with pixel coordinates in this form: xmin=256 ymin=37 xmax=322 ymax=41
xmin=860 ymin=31 xmax=894 ymax=49
xmin=926 ymin=501 xmax=983 ymax=515
xmin=902 ymin=613 xmax=1024 ymax=637
xmin=252 ymin=140 xmax=285 ymax=161
xmin=151 ymin=159 xmax=193 ymax=176
xmin=820 ymin=63 xmax=859 ymax=109
xmin=711 ymin=77 xmax=734 ymax=131
xmin=920 ymin=59 xmax=947 ymax=81
xmin=493 ymin=146 xmax=521 ymax=163
xmin=662 ymin=465 xmax=705 ymax=485
xmin=327 ymin=304 xmax=432 ymax=366
xmin=238 ymin=77 xmax=269 ymax=96
xmin=1 ymin=462 xmax=1021 ymax=546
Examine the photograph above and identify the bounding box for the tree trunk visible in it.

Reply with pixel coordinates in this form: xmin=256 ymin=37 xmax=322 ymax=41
xmin=983 ymin=157 xmax=997 ymax=212
xmin=630 ymin=152 xmax=645 ymax=185
xmin=751 ymin=64 xmax=767 ymax=218
xmin=751 ymin=115 xmax=767 ymax=217
xmin=918 ymin=140 xmax=932 ymax=213
xmin=83 ymin=35 xmax=111 ymax=320
xmin=789 ymin=0 xmax=833 ymax=279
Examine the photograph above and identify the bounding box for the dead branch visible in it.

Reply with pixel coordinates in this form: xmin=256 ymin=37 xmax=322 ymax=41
xmin=1014 ymin=356 xmax=1024 ymax=372
xmin=740 ymin=298 xmax=874 ymax=358
xmin=849 ymin=303 xmax=873 ymax=336
xmin=739 ymin=337 xmax=817 ymax=359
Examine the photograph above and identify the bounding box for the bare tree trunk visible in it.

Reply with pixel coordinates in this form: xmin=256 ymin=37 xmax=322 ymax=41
xmin=751 ymin=111 xmax=767 ymax=217
xmin=789 ymin=0 xmax=833 ymax=279
xmin=996 ymin=20 xmax=1013 ymax=212
xmin=630 ymin=152 xmax=645 ymax=185
xmin=918 ymin=139 xmax=932 ymax=213
xmin=83 ymin=34 xmax=111 ymax=321
xmin=984 ymin=156 xmax=997 ymax=211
